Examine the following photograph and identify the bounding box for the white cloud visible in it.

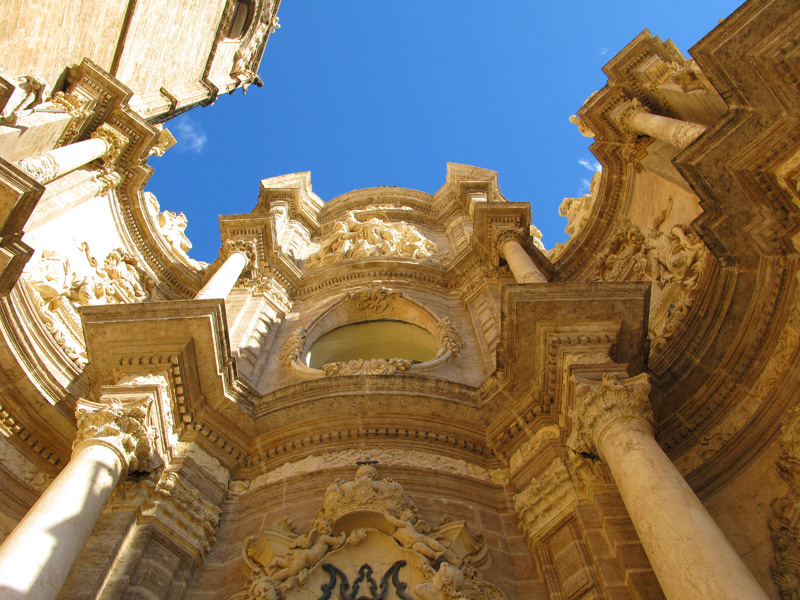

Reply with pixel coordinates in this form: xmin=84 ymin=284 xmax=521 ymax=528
xmin=578 ymin=158 xmax=602 ymax=173
xmin=600 ymin=47 xmax=609 ymax=56
xmin=173 ymin=116 xmax=208 ymax=153
xmin=580 ymin=178 xmax=591 ymax=192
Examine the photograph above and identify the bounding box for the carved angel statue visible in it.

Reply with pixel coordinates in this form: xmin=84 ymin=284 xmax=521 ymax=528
xmin=306 ymin=211 xmax=439 ymax=267
xmin=267 ymin=519 xmax=344 ymax=582
xmin=414 ymin=563 xmax=468 ymax=600
xmin=1 ymin=74 xmax=50 ymax=125
xmin=385 ymin=513 xmax=457 ymax=563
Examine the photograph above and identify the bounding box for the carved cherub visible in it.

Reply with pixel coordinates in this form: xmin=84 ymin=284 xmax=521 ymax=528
xmin=414 ymin=562 xmax=468 ymax=600
xmin=268 ymin=519 xmax=344 ymax=581
xmin=385 ymin=513 xmax=455 ymax=563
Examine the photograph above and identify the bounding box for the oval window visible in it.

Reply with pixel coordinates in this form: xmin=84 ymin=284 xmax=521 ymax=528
xmin=227 ymin=0 xmax=252 ymax=39
xmin=305 ymin=320 xmax=438 ymax=369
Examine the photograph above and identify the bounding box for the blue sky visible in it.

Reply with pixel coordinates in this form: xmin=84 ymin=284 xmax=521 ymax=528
xmin=146 ymin=1 xmax=743 ymax=263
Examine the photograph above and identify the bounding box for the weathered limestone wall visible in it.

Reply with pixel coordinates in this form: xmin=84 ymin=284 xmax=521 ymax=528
xmin=703 ymin=437 xmax=786 ymax=599
xmin=116 ymin=0 xmax=228 ymax=115
xmin=0 ymin=1 xmax=128 ymax=91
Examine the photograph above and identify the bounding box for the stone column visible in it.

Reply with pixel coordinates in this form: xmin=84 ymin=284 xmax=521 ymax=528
xmin=196 ymin=240 xmax=256 ymax=299
xmin=14 ymin=123 xmax=128 ymax=185
xmin=618 ymin=99 xmax=706 ymax=150
xmin=567 ymin=373 xmax=770 ymax=600
xmin=0 ymin=399 xmax=155 ymax=600
xmin=501 ymin=238 xmax=545 ymax=283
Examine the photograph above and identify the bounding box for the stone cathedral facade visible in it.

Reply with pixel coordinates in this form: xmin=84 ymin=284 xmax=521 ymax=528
xmin=0 ymin=0 xmax=798 ymax=599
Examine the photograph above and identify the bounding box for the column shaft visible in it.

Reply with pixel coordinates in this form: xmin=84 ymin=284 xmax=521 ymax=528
xmin=628 ymin=111 xmax=706 ymax=150
xmin=196 ymin=250 xmax=248 ymax=299
xmin=0 ymin=443 xmax=124 ymax=600
xmin=598 ymin=422 xmax=769 ymax=600
xmin=502 ymin=239 xmax=545 ymax=284
xmin=15 ymin=138 xmax=110 ymax=185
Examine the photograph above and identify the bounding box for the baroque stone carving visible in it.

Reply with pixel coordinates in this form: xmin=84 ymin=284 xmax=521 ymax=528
xmin=306 ymin=212 xmax=439 ymax=268
xmin=91 ymin=122 xmax=129 ymax=166
xmin=73 ymin=398 xmax=157 ymax=472
xmin=567 ymin=372 xmax=653 ymax=457
xmin=15 ymin=151 xmax=58 ymax=184
xmin=111 ymin=470 xmax=221 ymax=558
xmin=321 ymin=358 xmax=413 ymax=377
xmin=514 ymin=454 xmax=614 ymax=545
xmin=769 ymin=401 xmax=800 ymax=599
xmin=321 ymin=562 xmax=411 ymax=600
xmin=223 ymin=238 xmax=259 ymax=272
xmin=279 ymin=327 xmax=307 ymax=366
xmin=345 ymin=284 xmax=402 ymax=314
xmin=232 ymin=8 xmax=280 ymax=86
xmin=594 ymin=218 xmax=711 ymax=352
xmin=144 ymin=192 xmax=208 ymax=271
xmin=436 ymin=318 xmax=466 ymax=356
xmin=24 ymin=244 xmax=155 ymax=365
xmin=0 ymin=73 xmax=49 ymax=125
xmin=239 ymin=467 xmax=499 ymax=600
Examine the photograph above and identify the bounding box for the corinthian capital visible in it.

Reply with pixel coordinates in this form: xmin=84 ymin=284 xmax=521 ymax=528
xmin=91 ymin=122 xmax=129 ymax=165
xmin=222 ymin=238 xmax=258 ymax=270
xmin=567 ymin=372 xmax=654 ymax=457
xmin=73 ymin=398 xmax=157 ymax=473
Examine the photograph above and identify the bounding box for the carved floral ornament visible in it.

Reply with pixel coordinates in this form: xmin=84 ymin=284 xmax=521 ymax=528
xmin=279 ymin=285 xmax=465 ymax=378
xmin=306 ymin=212 xmax=439 ymax=268
xmin=233 ymin=466 xmax=504 ymax=600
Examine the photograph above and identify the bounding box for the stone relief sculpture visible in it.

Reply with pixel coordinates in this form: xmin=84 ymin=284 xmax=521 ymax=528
xmin=549 ymin=171 xmax=601 ymax=261
xmin=268 ymin=519 xmax=345 ymax=582
xmin=0 ymin=73 xmax=51 ymax=125
xmin=306 ymin=212 xmax=439 ymax=268
xmin=321 ymin=358 xmax=413 ymax=377
xmin=234 ymin=466 xmax=502 ymax=600
xmin=345 ymin=284 xmax=402 ymax=314
xmin=23 ymin=243 xmax=156 ymax=365
xmin=593 ymin=215 xmax=710 ymax=354
xmin=436 ymin=318 xmax=466 ymax=357
xmin=231 ymin=5 xmax=280 ymax=86
xmin=144 ymin=192 xmax=208 ymax=271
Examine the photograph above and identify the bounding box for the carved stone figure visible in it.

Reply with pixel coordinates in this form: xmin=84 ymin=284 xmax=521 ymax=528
xmin=306 ymin=212 xmax=438 ymax=267
xmin=0 ymin=74 xmax=50 ymax=125
xmin=267 ymin=519 xmax=344 ymax=581
xmin=414 ymin=563 xmax=467 ymax=600
xmin=385 ymin=513 xmax=455 ymax=562
xmin=144 ymin=192 xmax=207 ymax=271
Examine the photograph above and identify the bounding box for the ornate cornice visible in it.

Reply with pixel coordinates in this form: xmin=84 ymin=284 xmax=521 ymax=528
xmin=566 ymin=373 xmax=653 ymax=457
